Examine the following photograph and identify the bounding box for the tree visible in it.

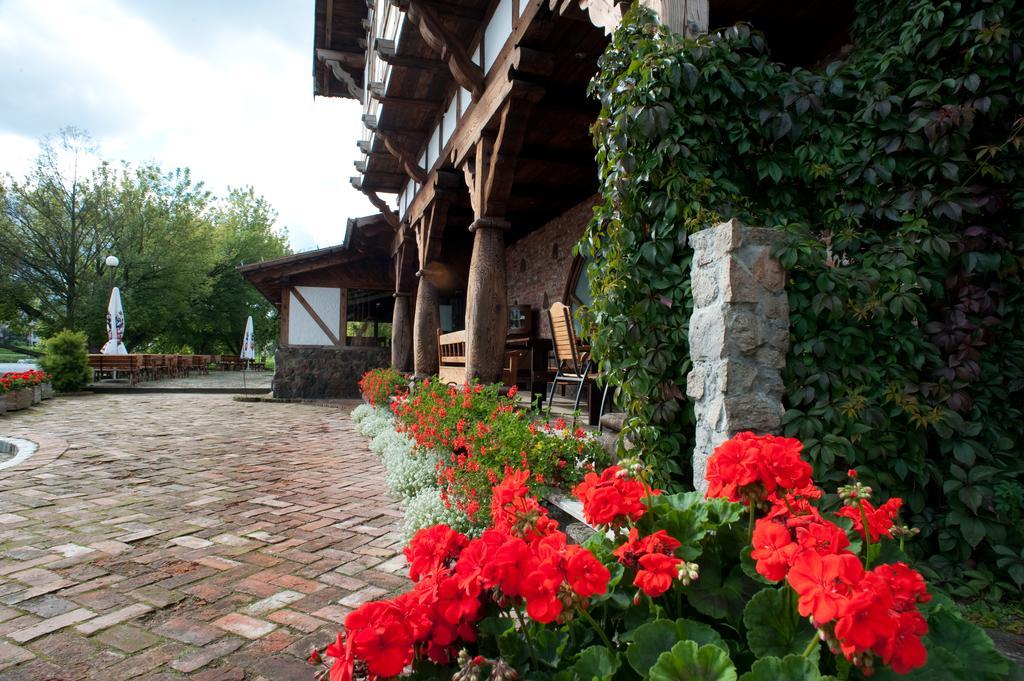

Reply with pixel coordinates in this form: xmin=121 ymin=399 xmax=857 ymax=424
xmin=195 ymin=187 xmax=290 ymax=355
xmin=0 ymin=128 xmax=106 ymax=334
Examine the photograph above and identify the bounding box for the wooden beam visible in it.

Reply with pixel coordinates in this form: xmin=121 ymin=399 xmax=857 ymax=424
xmin=316 ymin=48 xmax=361 ymax=66
xmin=364 ymin=190 xmax=401 ymax=230
xmin=373 ymin=94 xmax=443 ymax=110
xmin=395 ymin=0 xmax=485 ymax=96
xmin=376 ymin=129 xmax=428 ymax=183
xmin=340 ymin=287 xmax=349 ymax=346
xmin=281 ymin=285 xmax=290 ymax=346
xmin=415 ymin=196 xmax=451 ymax=271
xmin=376 ymin=51 xmax=450 ymax=73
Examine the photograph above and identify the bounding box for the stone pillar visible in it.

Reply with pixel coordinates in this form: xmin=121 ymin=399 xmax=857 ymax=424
xmin=391 ymin=292 xmax=413 ymax=373
xmin=413 ymin=273 xmax=440 ymax=378
xmin=686 ymin=219 xmax=789 ymax=493
xmin=465 ymin=218 xmax=509 ymax=383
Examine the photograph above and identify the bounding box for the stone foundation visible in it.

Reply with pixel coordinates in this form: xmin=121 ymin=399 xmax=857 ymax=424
xmin=273 ymin=346 xmax=389 ymax=399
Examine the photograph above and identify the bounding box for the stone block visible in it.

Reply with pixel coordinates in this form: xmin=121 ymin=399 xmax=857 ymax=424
xmin=688 ymin=308 xmax=725 ymax=361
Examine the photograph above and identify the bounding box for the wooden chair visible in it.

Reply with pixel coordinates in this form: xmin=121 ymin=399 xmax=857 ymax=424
xmin=437 ymin=330 xmax=467 ymax=386
xmin=546 ymin=302 xmax=612 ymax=427
xmin=546 ymin=302 xmax=594 ymax=415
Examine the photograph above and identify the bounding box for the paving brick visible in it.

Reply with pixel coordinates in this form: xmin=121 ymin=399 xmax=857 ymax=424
xmin=242 ymin=590 xmax=305 ymax=616
xmin=152 ymin=616 xmax=224 ymax=645
xmin=170 ymin=636 xmax=245 ymax=673
xmin=213 ymin=613 xmax=277 ymax=639
xmin=8 ymin=608 xmax=96 ymax=643
xmin=95 ymin=624 xmax=162 ymax=653
xmin=266 ymin=608 xmax=325 ymax=633
xmin=0 ymin=640 xmax=35 ymax=671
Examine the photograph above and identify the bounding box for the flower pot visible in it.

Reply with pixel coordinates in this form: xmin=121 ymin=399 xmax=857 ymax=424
xmin=0 ymin=396 xmax=6 ymax=416
xmin=41 ymin=382 xmax=54 ymax=399
xmin=31 ymin=385 xmax=42 ymax=405
xmin=5 ymin=389 xmax=32 ymax=411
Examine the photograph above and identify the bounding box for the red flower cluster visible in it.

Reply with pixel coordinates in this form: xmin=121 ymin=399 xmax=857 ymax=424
xmin=325 ymin=469 xmax=610 ymax=680
xmin=1 ymin=370 xmax=51 ymax=392
xmin=704 ymin=432 xmax=812 ymax=504
xmin=389 ymin=379 xmax=601 ymax=523
xmin=358 ymin=368 xmax=407 ymax=407
xmin=573 ymin=465 xmax=657 ymax=527
xmin=836 ymin=498 xmax=902 ymax=542
xmin=742 ymin=461 xmax=929 ymax=675
xmin=613 ymin=528 xmax=682 ymax=597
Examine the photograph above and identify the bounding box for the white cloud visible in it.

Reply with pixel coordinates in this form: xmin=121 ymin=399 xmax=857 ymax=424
xmin=0 ymin=0 xmax=379 ymax=251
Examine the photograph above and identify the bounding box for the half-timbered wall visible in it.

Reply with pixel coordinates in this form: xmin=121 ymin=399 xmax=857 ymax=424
xmin=504 ymin=195 xmax=596 ymax=340
xmin=287 ymin=286 xmax=345 ymax=346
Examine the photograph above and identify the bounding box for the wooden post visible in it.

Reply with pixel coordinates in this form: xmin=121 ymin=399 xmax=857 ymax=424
xmin=391 ymin=292 xmax=413 ymax=371
xmin=464 ymin=218 xmax=510 ymax=382
xmin=280 ymin=285 xmax=291 ymax=346
xmin=340 ymin=287 xmax=349 ymax=347
xmin=413 ymin=273 xmax=440 ymax=377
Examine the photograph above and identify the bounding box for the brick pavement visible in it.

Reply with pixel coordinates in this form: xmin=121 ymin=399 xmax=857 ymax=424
xmin=0 ymin=393 xmax=407 ymax=680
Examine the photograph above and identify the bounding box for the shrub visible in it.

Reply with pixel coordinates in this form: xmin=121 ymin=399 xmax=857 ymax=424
xmin=400 ymin=487 xmax=474 ymax=542
xmin=311 ymin=432 xmax=1013 ymax=681
xmin=349 ymin=403 xmax=376 ymax=424
xmin=39 ymin=330 xmax=91 ymax=393
xmin=584 ymin=1 xmax=1024 ymax=590
xmin=358 ymin=367 xmax=407 ymax=406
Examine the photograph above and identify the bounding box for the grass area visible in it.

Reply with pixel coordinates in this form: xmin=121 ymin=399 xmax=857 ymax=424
xmin=0 ymin=353 xmax=32 ymax=363
xmin=962 ymin=599 xmax=1024 ymax=635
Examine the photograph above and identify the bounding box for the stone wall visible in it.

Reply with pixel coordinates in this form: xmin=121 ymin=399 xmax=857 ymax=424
xmin=505 ymin=195 xmax=597 ymax=339
xmin=273 ymin=346 xmax=389 ymax=399
xmin=686 ymin=219 xmax=789 ymax=492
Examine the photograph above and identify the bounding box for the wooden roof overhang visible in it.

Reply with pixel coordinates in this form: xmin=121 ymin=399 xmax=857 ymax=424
xmin=314 ymin=0 xmax=369 ymax=99
xmin=239 ymin=215 xmax=395 ymax=306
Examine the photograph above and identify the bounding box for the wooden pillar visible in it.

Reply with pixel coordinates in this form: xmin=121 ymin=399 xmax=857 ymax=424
xmin=391 ymin=292 xmax=413 ymax=372
xmin=413 ymin=273 xmax=440 ymax=377
xmin=459 ymin=93 xmax=537 ymax=383
xmin=464 ymin=218 xmax=510 ymax=382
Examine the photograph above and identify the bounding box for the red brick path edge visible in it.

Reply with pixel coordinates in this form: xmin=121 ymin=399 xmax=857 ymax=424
xmin=0 ymin=393 xmax=408 ymax=680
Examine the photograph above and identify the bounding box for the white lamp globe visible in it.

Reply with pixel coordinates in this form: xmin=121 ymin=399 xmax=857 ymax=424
xmin=105 ymin=255 xmax=120 ymax=267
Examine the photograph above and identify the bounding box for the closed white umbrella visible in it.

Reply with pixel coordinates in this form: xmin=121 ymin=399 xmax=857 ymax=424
xmin=240 ymin=316 xmax=255 ymax=361
xmin=101 ymin=287 xmax=128 ymax=355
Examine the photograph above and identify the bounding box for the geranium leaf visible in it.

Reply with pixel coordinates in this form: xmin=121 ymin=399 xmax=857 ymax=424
xmin=570 ymin=645 xmax=621 ymax=680
xmin=743 ymin=588 xmax=818 ymax=660
xmin=626 ymin=619 xmax=678 ymax=676
xmin=533 ymin=626 xmax=570 ymax=668
xmin=648 ymin=640 xmax=737 ymax=681
xmin=738 ymin=655 xmax=822 ymax=681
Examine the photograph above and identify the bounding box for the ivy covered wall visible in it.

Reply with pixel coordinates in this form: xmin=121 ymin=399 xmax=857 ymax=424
xmin=583 ymin=1 xmax=1024 ymax=589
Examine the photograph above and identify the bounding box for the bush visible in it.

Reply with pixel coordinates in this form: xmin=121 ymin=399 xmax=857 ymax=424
xmin=312 ymin=433 xmax=1013 ymax=681
xmin=349 ymin=403 xmax=376 ymax=424
xmin=584 ymin=2 xmax=1024 ymax=590
xmin=358 ymin=367 xmax=408 ymax=406
xmin=39 ymin=330 xmax=91 ymax=393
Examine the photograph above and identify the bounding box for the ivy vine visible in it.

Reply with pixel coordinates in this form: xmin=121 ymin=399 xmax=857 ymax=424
xmin=583 ymin=0 xmax=1024 ymax=589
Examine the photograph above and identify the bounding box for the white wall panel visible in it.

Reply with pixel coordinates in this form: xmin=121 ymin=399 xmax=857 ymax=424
xmin=289 ymin=287 xmax=340 ymax=346
xmin=484 ymin=0 xmax=513 ymax=73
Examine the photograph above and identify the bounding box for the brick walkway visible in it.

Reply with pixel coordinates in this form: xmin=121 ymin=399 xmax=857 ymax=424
xmin=0 ymin=393 xmax=406 ymax=680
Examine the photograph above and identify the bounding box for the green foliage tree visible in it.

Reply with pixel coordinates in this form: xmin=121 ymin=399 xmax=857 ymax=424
xmin=0 ymin=130 xmax=291 ymax=355
xmin=194 ymin=187 xmax=290 ymax=355
xmin=584 ymin=0 xmax=1024 ymax=590
xmin=39 ymin=329 xmax=91 ymax=393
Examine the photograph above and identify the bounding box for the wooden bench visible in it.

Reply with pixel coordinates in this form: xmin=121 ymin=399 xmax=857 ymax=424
xmin=437 ymin=330 xmax=467 ymax=386
xmin=88 ymin=354 xmax=143 ymax=385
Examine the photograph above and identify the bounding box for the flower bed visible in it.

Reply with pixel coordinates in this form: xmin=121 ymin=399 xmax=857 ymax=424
xmin=358 ymin=368 xmax=409 ymax=407
xmin=1 ymin=370 xmax=51 ymax=413
xmin=314 ymin=431 xmax=1011 ymax=680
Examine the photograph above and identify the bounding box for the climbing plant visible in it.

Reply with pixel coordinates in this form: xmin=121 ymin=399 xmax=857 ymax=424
xmin=583 ymin=0 xmax=1024 ymax=590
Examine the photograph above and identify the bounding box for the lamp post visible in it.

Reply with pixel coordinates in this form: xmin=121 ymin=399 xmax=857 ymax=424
xmin=105 ymin=255 xmax=119 ymax=291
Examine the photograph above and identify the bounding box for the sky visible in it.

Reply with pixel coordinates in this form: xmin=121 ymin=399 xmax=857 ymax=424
xmin=0 ymin=0 xmax=375 ymax=252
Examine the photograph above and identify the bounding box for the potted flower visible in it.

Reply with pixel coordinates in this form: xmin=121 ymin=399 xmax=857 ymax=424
xmin=1 ymin=372 xmax=34 ymax=411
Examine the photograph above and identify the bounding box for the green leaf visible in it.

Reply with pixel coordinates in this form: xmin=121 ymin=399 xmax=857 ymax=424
xmin=627 ymin=620 xmax=678 ymax=676
xmin=533 ymin=626 xmax=570 ymax=668
xmin=959 ymin=516 xmax=986 ymax=548
xmin=648 ymin=641 xmax=737 ymax=681
xmin=738 ymin=655 xmax=823 ymax=681
xmin=743 ymin=588 xmax=818 ymax=659
xmin=570 ymin=645 xmax=621 ymax=681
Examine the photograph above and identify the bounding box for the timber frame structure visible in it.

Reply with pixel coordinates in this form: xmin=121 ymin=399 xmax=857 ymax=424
xmin=314 ymin=0 xmax=854 ymax=385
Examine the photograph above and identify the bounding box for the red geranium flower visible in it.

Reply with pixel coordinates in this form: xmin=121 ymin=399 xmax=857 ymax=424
xmin=836 ymin=498 xmax=902 ymax=542
xmin=522 ymin=563 xmax=564 ymax=623
xmin=750 ymin=519 xmax=798 ymax=582
xmin=613 ymin=528 xmax=681 ymax=569
xmin=634 ymin=552 xmax=681 ymax=598
xmin=344 ymin=601 xmax=416 ymax=678
xmin=795 ymin=520 xmax=850 ymax=556
xmin=786 ymin=550 xmax=863 ymax=624
xmin=565 ymin=545 xmax=611 ymax=598
xmin=573 ymin=465 xmax=655 ymax=526
xmin=705 ymin=432 xmax=811 ymax=504
xmin=405 ymin=524 xmax=469 ymax=582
